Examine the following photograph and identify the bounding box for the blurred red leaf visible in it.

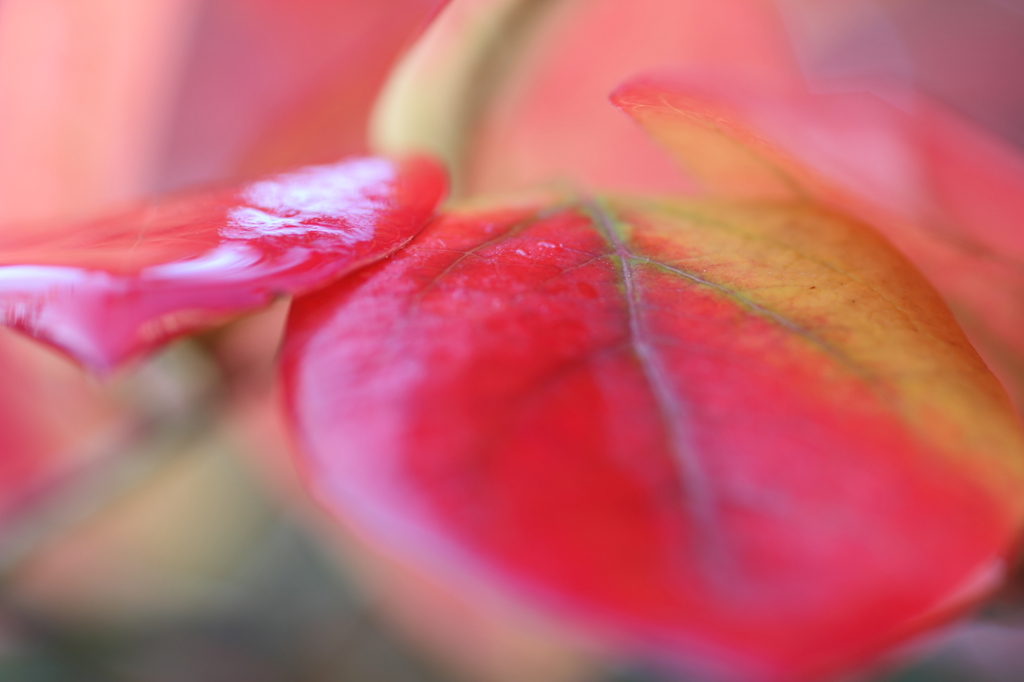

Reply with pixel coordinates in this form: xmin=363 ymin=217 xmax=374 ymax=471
xmin=612 ymin=71 xmax=1024 ymax=410
xmin=162 ymin=0 xmax=447 ymax=188
xmin=0 ymin=0 xmax=198 ymax=226
xmin=283 ymin=195 xmax=1024 ymax=681
xmin=0 ymin=156 xmax=446 ymax=372
xmin=0 ymin=0 xmax=446 ymax=226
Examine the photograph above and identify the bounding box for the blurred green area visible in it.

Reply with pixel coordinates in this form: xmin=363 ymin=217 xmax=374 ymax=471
xmin=0 ymin=516 xmax=454 ymax=682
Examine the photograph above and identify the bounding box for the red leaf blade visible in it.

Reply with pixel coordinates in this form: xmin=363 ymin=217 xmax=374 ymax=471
xmin=0 ymin=155 xmax=446 ymax=371
xmin=283 ymin=196 xmax=1024 ymax=680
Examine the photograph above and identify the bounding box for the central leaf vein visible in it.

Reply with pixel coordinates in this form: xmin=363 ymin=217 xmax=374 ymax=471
xmin=583 ymin=199 xmax=723 ymax=555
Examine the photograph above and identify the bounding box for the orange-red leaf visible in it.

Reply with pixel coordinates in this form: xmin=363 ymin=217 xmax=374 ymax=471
xmin=283 ymin=194 xmax=1024 ymax=681
xmin=612 ymin=71 xmax=1024 ymax=410
xmin=0 ymin=156 xmax=445 ymax=372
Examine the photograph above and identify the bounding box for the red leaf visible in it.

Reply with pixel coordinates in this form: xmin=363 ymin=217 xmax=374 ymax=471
xmin=611 ymin=71 xmax=1024 ymax=410
xmin=283 ymin=196 xmax=1024 ymax=681
xmin=0 ymin=156 xmax=446 ymax=372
